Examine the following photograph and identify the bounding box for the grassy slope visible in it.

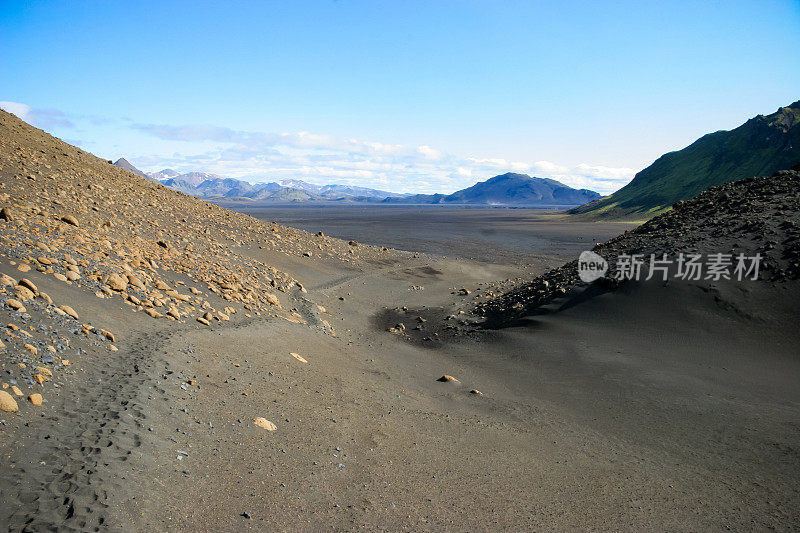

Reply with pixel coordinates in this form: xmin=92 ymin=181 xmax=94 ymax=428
xmin=571 ymin=101 xmax=800 ymax=221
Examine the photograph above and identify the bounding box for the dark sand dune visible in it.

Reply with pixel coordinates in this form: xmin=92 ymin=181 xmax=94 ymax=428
xmin=1 ymin=109 xmax=799 ymax=531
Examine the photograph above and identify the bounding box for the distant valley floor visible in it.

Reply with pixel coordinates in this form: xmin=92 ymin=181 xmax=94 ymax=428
xmin=232 ymin=205 xmax=638 ymax=266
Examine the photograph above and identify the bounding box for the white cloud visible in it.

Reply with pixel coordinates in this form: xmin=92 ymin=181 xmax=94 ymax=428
xmin=417 ymin=145 xmax=443 ymax=161
xmin=0 ymin=101 xmax=73 ymax=129
xmin=129 ymin=120 xmax=634 ymax=195
xmin=0 ymin=101 xmax=31 ymax=119
xmin=466 ymin=157 xmax=512 ymax=168
xmin=532 ymin=160 xmax=568 ymax=174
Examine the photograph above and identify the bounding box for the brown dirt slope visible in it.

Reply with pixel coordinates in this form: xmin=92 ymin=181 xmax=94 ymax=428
xmin=0 ymin=108 xmax=404 ymax=327
xmin=0 ymin=107 xmax=403 ymax=449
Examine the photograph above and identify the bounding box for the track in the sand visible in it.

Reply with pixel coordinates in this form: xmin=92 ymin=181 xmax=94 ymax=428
xmin=0 ymin=329 xmax=174 ymax=532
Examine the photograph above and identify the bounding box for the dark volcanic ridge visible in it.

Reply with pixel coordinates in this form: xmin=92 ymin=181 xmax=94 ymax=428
xmin=476 ymin=167 xmax=800 ymax=326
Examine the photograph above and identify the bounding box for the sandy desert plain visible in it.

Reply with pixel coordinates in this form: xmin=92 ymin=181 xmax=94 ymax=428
xmin=0 ymin=109 xmax=799 ymax=532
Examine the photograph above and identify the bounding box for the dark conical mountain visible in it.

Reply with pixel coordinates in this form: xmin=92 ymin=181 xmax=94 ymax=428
xmin=383 ymin=172 xmax=600 ymax=207
xmin=571 ymin=101 xmax=800 ymax=220
xmin=445 ymin=173 xmax=600 ymax=205
xmin=113 ymin=157 xmax=155 ymax=181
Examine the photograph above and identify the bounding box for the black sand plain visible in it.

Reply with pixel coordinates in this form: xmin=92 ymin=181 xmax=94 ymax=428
xmin=235 ymin=205 xmax=637 ymax=265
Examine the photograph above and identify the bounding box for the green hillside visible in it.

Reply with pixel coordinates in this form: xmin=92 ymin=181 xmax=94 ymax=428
xmin=571 ymin=101 xmax=800 ymax=220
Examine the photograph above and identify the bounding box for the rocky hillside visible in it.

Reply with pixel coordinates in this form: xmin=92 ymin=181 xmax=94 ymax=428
xmin=571 ymin=101 xmax=800 ymax=220
xmin=477 ymin=166 xmax=800 ymax=325
xmin=0 ymin=109 xmax=399 ymax=410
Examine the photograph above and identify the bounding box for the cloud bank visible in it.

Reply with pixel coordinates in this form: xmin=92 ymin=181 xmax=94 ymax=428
xmin=0 ymin=101 xmax=74 ymax=129
xmin=131 ymin=122 xmax=635 ymax=194
xmin=0 ymin=101 xmax=635 ymax=194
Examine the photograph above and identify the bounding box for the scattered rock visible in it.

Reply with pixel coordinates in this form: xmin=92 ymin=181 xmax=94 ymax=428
xmin=14 ymin=285 xmax=35 ymax=301
xmin=106 ymin=273 xmax=128 ymax=291
xmin=145 ymin=308 xmax=164 ymax=318
xmin=6 ymin=299 xmax=26 ymax=313
xmin=61 ymin=215 xmax=79 ymax=226
xmin=28 ymin=393 xmax=43 ymax=406
xmin=290 ymin=352 xmax=308 ymax=363
xmin=437 ymin=375 xmax=460 ymax=383
xmin=58 ymin=305 xmax=79 ymax=320
xmin=253 ymin=417 xmax=277 ymax=431
xmin=18 ymin=278 xmax=37 ymax=293
xmin=469 ymin=389 xmax=483 ymax=395
xmin=0 ymin=390 xmax=18 ymax=412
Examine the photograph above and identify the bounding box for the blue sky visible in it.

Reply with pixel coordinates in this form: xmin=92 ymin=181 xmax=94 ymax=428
xmin=1 ymin=0 xmax=799 ymax=194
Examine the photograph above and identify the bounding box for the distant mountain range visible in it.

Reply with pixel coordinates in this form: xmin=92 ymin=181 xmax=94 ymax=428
xmin=571 ymin=100 xmax=800 ymax=220
xmin=111 ymin=160 xmax=601 ymax=207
